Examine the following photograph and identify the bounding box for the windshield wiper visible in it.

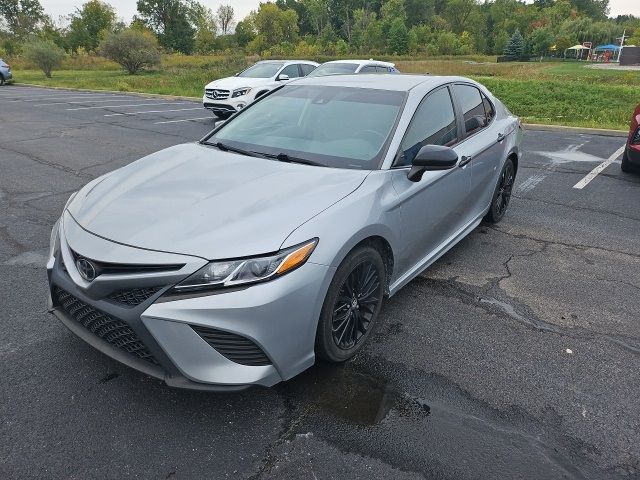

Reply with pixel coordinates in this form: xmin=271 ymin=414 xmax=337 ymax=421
xmin=264 ymin=152 xmax=323 ymax=167
xmin=210 ymin=142 xmax=267 ymax=159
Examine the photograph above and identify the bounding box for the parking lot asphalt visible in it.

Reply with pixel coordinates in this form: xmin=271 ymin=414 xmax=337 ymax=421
xmin=1 ymin=85 xmax=639 ymax=480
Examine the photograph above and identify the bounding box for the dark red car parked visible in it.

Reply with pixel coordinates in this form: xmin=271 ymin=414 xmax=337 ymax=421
xmin=622 ymin=104 xmax=640 ymax=173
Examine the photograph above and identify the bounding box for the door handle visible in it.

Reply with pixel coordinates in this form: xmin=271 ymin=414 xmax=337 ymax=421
xmin=459 ymin=155 xmax=472 ymax=167
xmin=497 ymin=133 xmax=505 ymax=143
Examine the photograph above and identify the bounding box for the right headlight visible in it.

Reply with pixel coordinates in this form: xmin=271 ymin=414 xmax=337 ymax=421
xmin=232 ymin=87 xmax=252 ymax=98
xmin=172 ymin=238 xmax=318 ymax=292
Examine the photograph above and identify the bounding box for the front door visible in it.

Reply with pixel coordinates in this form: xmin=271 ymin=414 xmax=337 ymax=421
xmin=390 ymin=85 xmax=473 ymax=276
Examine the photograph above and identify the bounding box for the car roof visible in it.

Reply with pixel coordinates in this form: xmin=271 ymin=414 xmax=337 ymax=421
xmin=292 ymin=74 xmax=471 ymax=92
xmin=321 ymin=59 xmax=396 ymax=67
xmin=256 ymin=60 xmax=318 ymax=65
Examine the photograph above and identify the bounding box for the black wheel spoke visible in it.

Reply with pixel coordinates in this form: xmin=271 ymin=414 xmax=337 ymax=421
xmin=331 ymin=259 xmax=383 ymax=350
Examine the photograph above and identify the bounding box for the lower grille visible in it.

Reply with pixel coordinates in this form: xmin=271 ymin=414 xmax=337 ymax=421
xmin=108 ymin=287 xmax=162 ymax=307
xmin=191 ymin=325 xmax=271 ymax=366
xmin=54 ymin=287 xmax=157 ymax=364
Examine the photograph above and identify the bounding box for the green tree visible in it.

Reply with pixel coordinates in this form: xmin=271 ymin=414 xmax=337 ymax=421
xmin=234 ymin=19 xmax=255 ymax=47
xmin=387 ymin=16 xmax=409 ymax=53
xmin=528 ymin=26 xmax=554 ymax=57
xmin=493 ymin=29 xmax=510 ymax=55
xmin=570 ymin=0 xmax=609 ymax=21
xmin=503 ymin=28 xmax=524 ymax=57
xmin=444 ymin=0 xmax=477 ymax=34
xmin=193 ymin=6 xmax=216 ymax=53
xmin=23 ymin=38 xmax=64 ymax=77
xmin=136 ymin=0 xmax=195 ymax=53
xmin=0 ymin=0 xmax=45 ymax=38
xmin=351 ymin=9 xmax=384 ymax=53
xmin=252 ymin=2 xmax=299 ymax=50
xmin=67 ymin=0 xmax=116 ymax=53
xmin=100 ymin=28 xmax=160 ymax=74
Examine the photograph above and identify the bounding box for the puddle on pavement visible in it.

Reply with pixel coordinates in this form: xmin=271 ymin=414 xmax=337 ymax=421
xmin=283 ymin=363 xmax=430 ymax=426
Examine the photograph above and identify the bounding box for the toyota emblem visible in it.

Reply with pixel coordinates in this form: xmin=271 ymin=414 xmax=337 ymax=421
xmin=76 ymin=257 xmax=97 ymax=282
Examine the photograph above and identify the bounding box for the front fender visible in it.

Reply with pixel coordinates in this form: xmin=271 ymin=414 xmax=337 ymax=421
xmin=282 ymin=171 xmax=402 ymax=282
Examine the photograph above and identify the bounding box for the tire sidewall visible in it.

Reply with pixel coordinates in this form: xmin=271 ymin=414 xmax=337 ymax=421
xmin=315 ymin=246 xmax=386 ymax=362
xmin=488 ymin=158 xmax=515 ymax=222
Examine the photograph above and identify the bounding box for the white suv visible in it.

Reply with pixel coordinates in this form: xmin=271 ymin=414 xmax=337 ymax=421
xmin=203 ymin=60 xmax=319 ymax=119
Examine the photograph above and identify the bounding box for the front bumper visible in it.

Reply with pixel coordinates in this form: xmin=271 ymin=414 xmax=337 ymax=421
xmin=202 ymin=95 xmax=249 ymax=116
xmin=47 ymin=213 xmax=334 ymax=390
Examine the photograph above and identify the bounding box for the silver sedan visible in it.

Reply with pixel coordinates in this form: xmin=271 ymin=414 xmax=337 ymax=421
xmin=47 ymin=74 xmax=522 ymax=390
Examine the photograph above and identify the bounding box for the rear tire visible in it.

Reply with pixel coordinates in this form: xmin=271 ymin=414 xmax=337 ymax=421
xmin=621 ymin=149 xmax=632 ymax=173
xmin=0 ymin=75 xmax=4 ymax=86
xmin=315 ymin=246 xmax=385 ymax=363
xmin=484 ymin=157 xmax=515 ymax=223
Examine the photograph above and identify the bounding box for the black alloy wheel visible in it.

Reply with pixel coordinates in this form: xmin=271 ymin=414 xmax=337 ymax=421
xmin=316 ymin=246 xmax=385 ymax=362
xmin=485 ymin=158 xmax=515 ymax=223
xmin=331 ymin=261 xmax=380 ymax=350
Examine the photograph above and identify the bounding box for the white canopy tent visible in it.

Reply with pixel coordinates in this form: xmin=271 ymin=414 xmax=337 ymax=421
xmin=565 ymin=44 xmax=591 ymax=60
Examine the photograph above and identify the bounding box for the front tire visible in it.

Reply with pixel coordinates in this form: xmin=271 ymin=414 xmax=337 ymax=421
xmin=621 ymin=149 xmax=633 ymax=173
xmin=485 ymin=157 xmax=515 ymax=223
xmin=315 ymin=246 xmax=385 ymax=363
xmin=0 ymin=75 xmax=4 ymax=86
xmin=216 ymin=112 xmax=232 ymax=120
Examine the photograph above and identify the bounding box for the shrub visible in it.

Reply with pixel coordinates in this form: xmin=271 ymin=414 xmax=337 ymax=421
xmin=99 ymin=29 xmax=160 ymax=75
xmin=23 ymin=39 xmax=65 ymax=78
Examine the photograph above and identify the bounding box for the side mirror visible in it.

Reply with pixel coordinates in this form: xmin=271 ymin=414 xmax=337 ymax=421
xmin=276 ymin=74 xmax=290 ymax=81
xmin=408 ymin=145 xmax=458 ymax=182
xmin=234 ymin=72 xmax=240 ymax=77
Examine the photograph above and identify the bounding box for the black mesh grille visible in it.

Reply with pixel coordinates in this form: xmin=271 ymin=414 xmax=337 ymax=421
xmin=108 ymin=287 xmax=162 ymax=307
xmin=191 ymin=325 xmax=271 ymax=366
xmin=54 ymin=287 xmax=158 ymax=364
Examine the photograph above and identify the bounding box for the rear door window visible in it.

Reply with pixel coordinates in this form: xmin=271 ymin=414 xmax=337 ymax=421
xmin=300 ymin=64 xmax=316 ymax=76
xmin=453 ymin=84 xmax=488 ymax=136
xmin=280 ymin=64 xmax=301 ymax=78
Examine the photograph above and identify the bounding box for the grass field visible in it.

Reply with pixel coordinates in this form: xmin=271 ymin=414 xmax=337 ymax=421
xmin=8 ymin=54 xmax=640 ymax=130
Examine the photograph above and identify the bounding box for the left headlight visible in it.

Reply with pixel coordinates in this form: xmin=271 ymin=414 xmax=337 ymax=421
xmin=173 ymin=238 xmax=318 ymax=292
xmin=232 ymin=87 xmax=252 ymax=98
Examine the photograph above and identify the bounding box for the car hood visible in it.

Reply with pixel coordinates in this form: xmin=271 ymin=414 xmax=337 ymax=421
xmin=67 ymin=143 xmax=369 ymax=260
xmin=205 ymin=77 xmax=272 ymax=90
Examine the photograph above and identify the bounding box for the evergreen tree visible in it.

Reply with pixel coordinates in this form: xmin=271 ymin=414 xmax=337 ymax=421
xmin=503 ymin=28 xmax=524 ymax=58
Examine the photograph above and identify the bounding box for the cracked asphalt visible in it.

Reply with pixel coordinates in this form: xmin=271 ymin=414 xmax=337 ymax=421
xmin=1 ymin=86 xmax=639 ymax=480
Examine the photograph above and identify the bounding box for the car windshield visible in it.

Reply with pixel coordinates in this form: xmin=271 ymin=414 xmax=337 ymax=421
xmin=205 ymin=85 xmax=405 ymax=170
xmin=238 ymin=62 xmax=284 ymax=78
xmin=308 ymin=63 xmax=359 ymax=77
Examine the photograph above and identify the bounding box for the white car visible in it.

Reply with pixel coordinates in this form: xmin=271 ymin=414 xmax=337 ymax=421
xmin=203 ymin=60 xmax=319 ymax=119
xmin=308 ymin=59 xmax=400 ymax=77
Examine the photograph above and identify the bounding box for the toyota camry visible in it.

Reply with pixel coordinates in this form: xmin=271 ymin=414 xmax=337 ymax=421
xmin=47 ymin=74 xmax=522 ymax=390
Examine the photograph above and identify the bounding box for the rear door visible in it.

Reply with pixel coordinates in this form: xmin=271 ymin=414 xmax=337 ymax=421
xmin=451 ymin=83 xmax=507 ymax=217
xmin=390 ymin=85 xmax=474 ymax=275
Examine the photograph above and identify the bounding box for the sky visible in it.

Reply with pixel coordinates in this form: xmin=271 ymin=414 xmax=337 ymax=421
xmin=42 ymin=0 xmax=640 ymax=25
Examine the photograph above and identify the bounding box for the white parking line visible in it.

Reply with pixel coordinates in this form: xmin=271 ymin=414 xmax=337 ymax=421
xmin=572 ymin=144 xmax=626 ymax=189
xmin=515 ymin=173 xmax=546 ymax=195
xmin=67 ymin=102 xmax=189 ymax=111
xmin=35 ymin=98 xmax=143 ymax=107
xmin=20 ymin=94 xmax=118 ymax=102
xmin=154 ymin=116 xmax=213 ymax=124
xmin=104 ymin=107 xmax=202 ymax=117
